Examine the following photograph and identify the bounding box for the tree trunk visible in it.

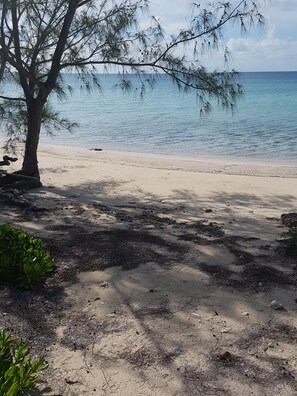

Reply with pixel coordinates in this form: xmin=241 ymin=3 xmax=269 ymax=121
xmin=21 ymin=99 xmax=44 ymax=181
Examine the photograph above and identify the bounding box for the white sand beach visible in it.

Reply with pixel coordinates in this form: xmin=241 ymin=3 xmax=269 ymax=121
xmin=1 ymin=143 xmax=297 ymax=395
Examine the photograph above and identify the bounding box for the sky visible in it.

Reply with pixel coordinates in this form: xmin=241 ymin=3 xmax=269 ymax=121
xmin=149 ymin=0 xmax=297 ymax=72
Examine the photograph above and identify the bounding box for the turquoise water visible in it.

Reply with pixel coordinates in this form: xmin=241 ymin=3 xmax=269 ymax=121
xmin=3 ymin=72 xmax=297 ymax=160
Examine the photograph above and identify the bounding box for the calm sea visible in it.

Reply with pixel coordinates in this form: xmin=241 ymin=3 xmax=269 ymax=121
xmin=3 ymin=72 xmax=297 ymax=160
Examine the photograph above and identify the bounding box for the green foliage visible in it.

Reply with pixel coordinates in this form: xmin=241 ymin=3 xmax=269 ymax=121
xmin=285 ymin=228 xmax=297 ymax=254
xmin=0 ymin=225 xmax=53 ymax=289
xmin=0 ymin=99 xmax=78 ymax=153
xmin=0 ymin=330 xmax=47 ymax=395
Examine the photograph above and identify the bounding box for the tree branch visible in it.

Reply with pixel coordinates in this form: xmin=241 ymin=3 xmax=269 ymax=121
xmin=45 ymin=0 xmax=81 ymax=91
xmin=0 ymin=95 xmax=26 ymax=102
xmin=152 ymin=0 xmax=250 ymax=66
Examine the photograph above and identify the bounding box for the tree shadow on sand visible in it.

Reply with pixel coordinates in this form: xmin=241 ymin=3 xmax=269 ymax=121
xmin=1 ymin=180 xmax=297 ymax=394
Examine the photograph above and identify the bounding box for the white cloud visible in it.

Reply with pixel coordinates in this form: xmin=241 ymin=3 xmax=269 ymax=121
xmin=226 ymin=0 xmax=297 ymax=70
xmin=227 ymin=35 xmax=297 ymax=71
xmin=141 ymin=1 xmax=297 ymax=71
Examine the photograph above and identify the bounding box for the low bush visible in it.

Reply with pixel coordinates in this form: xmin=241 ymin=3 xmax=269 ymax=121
xmin=285 ymin=228 xmax=297 ymax=254
xmin=0 ymin=330 xmax=47 ymax=395
xmin=0 ymin=225 xmax=53 ymax=289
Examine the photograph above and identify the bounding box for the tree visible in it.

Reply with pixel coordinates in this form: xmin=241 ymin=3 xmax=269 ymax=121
xmin=0 ymin=0 xmax=264 ymax=183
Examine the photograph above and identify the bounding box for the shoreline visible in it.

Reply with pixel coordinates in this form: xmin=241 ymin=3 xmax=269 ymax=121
xmin=2 ymin=138 xmax=297 ymax=178
xmin=38 ymin=143 xmax=297 ymax=179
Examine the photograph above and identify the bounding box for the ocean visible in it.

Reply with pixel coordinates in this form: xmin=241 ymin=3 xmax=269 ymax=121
xmin=3 ymin=72 xmax=297 ymax=161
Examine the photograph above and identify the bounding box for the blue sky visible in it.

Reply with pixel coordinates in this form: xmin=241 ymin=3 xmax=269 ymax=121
xmin=150 ymin=0 xmax=297 ymax=72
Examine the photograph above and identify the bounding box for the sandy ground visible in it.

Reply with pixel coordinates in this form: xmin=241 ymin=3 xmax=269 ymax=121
xmin=1 ymin=144 xmax=297 ymax=395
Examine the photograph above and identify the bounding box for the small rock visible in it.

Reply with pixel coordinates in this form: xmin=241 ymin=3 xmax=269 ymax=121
xmin=144 ymin=225 xmax=155 ymax=230
xmin=270 ymin=300 xmax=284 ymax=310
xmin=221 ymin=327 xmax=232 ymax=333
xmin=258 ymin=282 xmax=263 ymax=287
xmin=241 ymin=312 xmax=250 ymax=316
xmin=268 ymin=342 xmax=274 ymax=348
xmin=172 ymin=347 xmax=182 ymax=355
xmin=218 ymin=351 xmax=232 ymax=361
xmin=191 ymin=312 xmax=201 ymax=318
xmin=100 ymin=281 xmax=109 ymax=288
xmin=94 ymin=297 xmax=101 ymax=301
xmin=120 ymin=215 xmax=133 ymax=222
xmin=205 ymin=208 xmax=213 ymax=213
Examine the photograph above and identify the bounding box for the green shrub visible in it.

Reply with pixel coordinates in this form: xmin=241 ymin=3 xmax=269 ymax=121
xmin=0 ymin=330 xmax=47 ymax=396
xmin=285 ymin=228 xmax=297 ymax=254
xmin=0 ymin=225 xmax=53 ymax=289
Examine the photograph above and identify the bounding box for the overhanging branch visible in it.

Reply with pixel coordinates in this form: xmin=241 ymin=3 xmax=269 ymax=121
xmin=0 ymin=95 xmax=26 ymax=102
